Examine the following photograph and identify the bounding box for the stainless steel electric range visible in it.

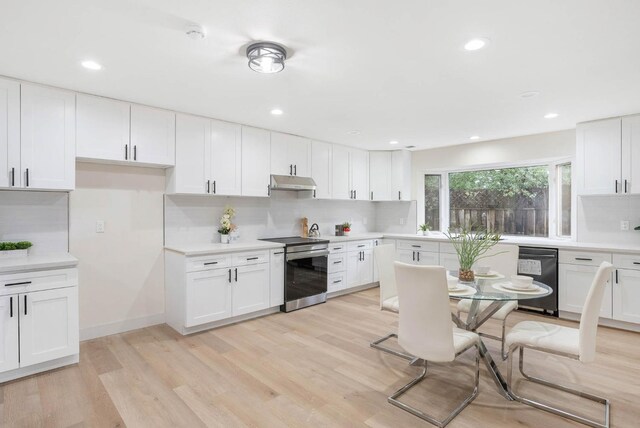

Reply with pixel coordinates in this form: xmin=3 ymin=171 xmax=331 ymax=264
xmin=260 ymin=237 xmax=329 ymax=312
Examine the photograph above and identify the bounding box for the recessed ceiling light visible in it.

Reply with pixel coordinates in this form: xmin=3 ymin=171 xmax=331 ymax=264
xmin=81 ymin=60 xmax=102 ymax=71
xmin=347 ymin=130 xmax=361 ymax=136
xmin=520 ymin=91 xmax=540 ymax=99
xmin=271 ymin=109 xmax=283 ymax=115
xmin=246 ymin=42 xmax=287 ymax=74
xmin=464 ymin=38 xmax=489 ymax=51
xmin=469 ymin=135 xmax=480 ymax=140
xmin=544 ymin=112 xmax=559 ymax=119
xmin=389 ymin=140 xmax=399 ymax=145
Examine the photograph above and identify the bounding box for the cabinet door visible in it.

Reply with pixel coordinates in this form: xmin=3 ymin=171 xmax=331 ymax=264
xmin=360 ymin=249 xmax=374 ymax=285
xmin=241 ymin=126 xmax=271 ymax=197
xmin=288 ymin=135 xmax=311 ymax=177
xmin=622 ymin=115 xmax=640 ymax=195
xmin=185 ymin=268 xmax=232 ymax=327
xmin=171 ymin=114 xmax=210 ymax=194
xmin=558 ymin=264 xmax=612 ymax=318
xmin=0 ymin=296 xmax=19 ymax=373
xmin=346 ymin=251 xmax=362 ymax=286
xmin=416 ymin=251 xmax=439 ymax=266
xmin=130 ymin=105 xmax=176 ymax=166
xmin=211 ymin=120 xmax=242 ymax=196
xmin=350 ymin=148 xmax=369 ymax=200
xmin=233 ymin=264 xmax=270 ymax=316
xmin=0 ymin=78 xmax=20 ymax=188
xmin=576 ymin=119 xmax=622 ymax=195
xmin=369 ymin=152 xmax=392 ymax=201
xmin=311 ymin=141 xmax=332 ymax=199
xmin=332 ymin=145 xmax=351 ymax=200
xmin=269 ymin=250 xmax=285 ymax=307
xmin=76 ymin=94 xmax=130 ymax=162
xmin=440 ymin=252 xmax=460 ymax=272
xmin=270 ymin=132 xmax=290 ymax=176
xmin=397 ymin=249 xmax=417 ymax=265
xmin=19 ymin=287 xmax=79 ymax=368
xmin=20 ymin=84 xmax=75 ymax=190
xmin=392 ymin=150 xmax=412 ymax=201
xmin=328 ymin=272 xmax=346 ymax=293
xmin=613 ymin=268 xmax=640 ymax=323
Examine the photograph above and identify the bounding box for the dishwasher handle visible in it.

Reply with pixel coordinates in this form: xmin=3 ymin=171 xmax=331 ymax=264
xmin=519 ymin=254 xmax=557 ymax=259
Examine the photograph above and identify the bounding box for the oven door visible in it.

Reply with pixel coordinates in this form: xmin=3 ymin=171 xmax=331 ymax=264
xmin=284 ymin=249 xmax=328 ymax=311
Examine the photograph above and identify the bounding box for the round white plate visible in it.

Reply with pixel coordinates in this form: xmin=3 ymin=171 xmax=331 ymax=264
xmin=447 ymin=284 xmax=466 ymax=292
xmin=448 ymin=285 xmax=477 ymax=296
xmin=475 ymin=271 xmax=505 ymax=279
xmin=492 ymin=282 xmax=546 ymax=295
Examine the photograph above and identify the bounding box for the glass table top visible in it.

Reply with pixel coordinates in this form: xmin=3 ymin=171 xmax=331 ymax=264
xmin=447 ymin=271 xmax=553 ymax=301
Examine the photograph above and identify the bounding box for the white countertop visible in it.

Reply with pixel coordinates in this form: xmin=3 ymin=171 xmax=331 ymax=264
xmin=165 ymin=240 xmax=285 ymax=256
xmin=0 ymin=253 xmax=79 ymax=274
xmin=327 ymin=233 xmax=384 ymax=243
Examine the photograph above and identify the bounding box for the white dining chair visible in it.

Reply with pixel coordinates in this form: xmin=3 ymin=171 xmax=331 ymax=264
xmin=505 ymin=261 xmax=614 ymax=428
xmin=456 ymin=243 xmax=519 ymax=359
xmin=389 ymin=262 xmax=479 ymax=427
xmin=370 ymin=245 xmax=413 ymax=360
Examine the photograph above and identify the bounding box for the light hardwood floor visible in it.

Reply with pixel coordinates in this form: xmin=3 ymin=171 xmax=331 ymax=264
xmin=1 ymin=288 xmax=639 ymax=427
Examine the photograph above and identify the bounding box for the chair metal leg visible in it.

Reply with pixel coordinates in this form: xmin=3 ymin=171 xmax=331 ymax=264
xmin=388 ymin=344 xmax=479 ymax=427
xmin=458 ymin=308 xmax=510 ymax=360
xmin=370 ymin=333 xmax=414 ymax=361
xmin=507 ymin=345 xmax=610 ymax=428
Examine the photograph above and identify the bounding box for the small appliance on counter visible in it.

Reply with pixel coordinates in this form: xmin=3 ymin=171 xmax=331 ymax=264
xmin=308 ymin=223 xmax=320 ymax=238
xmin=335 ymin=224 xmax=344 ymax=236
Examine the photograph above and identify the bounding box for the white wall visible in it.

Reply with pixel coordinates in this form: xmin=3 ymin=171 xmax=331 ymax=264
xmin=70 ymin=162 xmax=165 ymax=340
xmin=577 ymin=196 xmax=640 ymax=245
xmin=0 ymin=190 xmax=69 ymax=255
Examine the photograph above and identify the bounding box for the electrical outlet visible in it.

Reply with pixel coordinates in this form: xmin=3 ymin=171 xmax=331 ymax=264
xmin=96 ymin=220 xmax=105 ymax=233
xmin=621 ymin=220 xmax=630 ymax=231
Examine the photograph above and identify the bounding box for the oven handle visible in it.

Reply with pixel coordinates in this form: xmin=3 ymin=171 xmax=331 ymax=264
xmin=286 ymin=250 xmax=329 ymax=261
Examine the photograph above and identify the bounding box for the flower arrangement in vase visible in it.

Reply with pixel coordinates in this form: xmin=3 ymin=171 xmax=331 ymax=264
xmin=342 ymin=222 xmax=352 ymax=236
xmin=444 ymin=227 xmax=502 ymax=282
xmin=217 ymin=206 xmax=236 ymax=244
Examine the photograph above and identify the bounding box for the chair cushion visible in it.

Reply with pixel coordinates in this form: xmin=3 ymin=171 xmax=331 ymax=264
xmin=456 ymin=299 xmax=517 ymax=320
xmin=453 ymin=328 xmax=479 ymax=354
xmin=382 ymin=296 xmax=399 ymax=312
xmin=505 ymin=321 xmax=579 ymax=357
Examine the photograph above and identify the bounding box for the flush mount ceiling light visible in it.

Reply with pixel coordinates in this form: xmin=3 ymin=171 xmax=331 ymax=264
xmin=185 ymin=23 xmax=206 ymax=40
xmin=81 ymin=60 xmax=102 ymax=71
xmin=544 ymin=112 xmax=559 ymax=119
xmin=520 ymin=91 xmax=540 ymax=99
xmin=469 ymin=135 xmax=480 ymax=140
xmin=246 ymin=42 xmax=287 ymax=73
xmin=347 ymin=130 xmax=362 ymax=136
xmin=464 ymin=38 xmax=489 ymax=51
xmin=389 ymin=140 xmax=399 ymax=145
xmin=271 ymin=108 xmax=283 ymax=115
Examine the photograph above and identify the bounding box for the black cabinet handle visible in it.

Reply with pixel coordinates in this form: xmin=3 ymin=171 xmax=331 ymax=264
xmin=125 ymin=144 xmax=128 ymax=160
xmin=274 ymin=251 xmax=284 ymax=255
xmin=5 ymin=281 xmax=31 ymax=287
xmin=417 ymin=252 xmax=420 ymax=262
xmin=615 ymin=180 xmax=618 ymax=193
xmin=25 ymin=168 xmax=29 ymax=187
xmin=575 ymin=257 xmax=593 ymax=261
xmin=625 ymin=179 xmax=628 ymax=193
xmin=11 ymin=167 xmax=15 ymax=186
xmin=411 ymin=245 xmax=421 ymax=248
xmin=235 ymin=268 xmax=238 ymax=282
xmin=633 ymin=262 xmax=640 ymax=265
xmin=333 ymin=247 xmax=342 ymax=250
xmin=134 ymin=145 xmax=137 ymax=161
xmin=24 ymin=295 xmax=27 ymax=315
xmin=213 ymin=180 xmax=216 ymax=194
xmin=412 ymin=251 xmax=415 ymax=261
xmin=289 ymin=164 xmax=293 ymax=175
xmin=228 ymin=269 xmax=232 ymax=283
xmin=333 ymin=260 xmax=342 ymax=264
xmin=615 ymin=269 xmax=619 ymax=284
xmin=357 ymin=245 xmax=365 ymax=248
xmin=354 ymin=190 xmax=357 ymax=199
xmin=313 ymin=189 xmax=316 ymax=198
xmin=294 ymin=165 xmax=297 ymax=176
xmin=332 ymin=280 xmax=342 ymax=284
xmin=204 ymin=261 xmax=218 ymax=266
xmin=370 ymin=191 xmax=373 ymax=200
xmin=267 ymin=185 xmax=271 ymax=196
xmin=9 ymin=297 xmax=12 ymax=318
xmin=398 ymin=191 xmax=401 ymax=200
xmin=247 ymin=257 xmax=259 ymax=261
xmin=207 ymin=180 xmax=210 ymax=193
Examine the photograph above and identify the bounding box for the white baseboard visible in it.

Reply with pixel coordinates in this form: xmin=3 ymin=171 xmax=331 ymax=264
xmin=0 ymin=354 xmax=79 ymax=383
xmin=327 ymin=282 xmax=379 ymax=299
xmin=80 ymin=313 xmax=166 ymax=341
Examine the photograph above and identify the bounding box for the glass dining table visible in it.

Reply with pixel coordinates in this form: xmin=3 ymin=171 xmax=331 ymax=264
xmin=447 ymin=272 xmax=553 ymax=399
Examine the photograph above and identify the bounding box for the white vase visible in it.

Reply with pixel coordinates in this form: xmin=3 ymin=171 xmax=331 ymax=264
xmin=0 ymin=249 xmax=28 ymax=259
xmin=220 ymin=234 xmax=230 ymax=244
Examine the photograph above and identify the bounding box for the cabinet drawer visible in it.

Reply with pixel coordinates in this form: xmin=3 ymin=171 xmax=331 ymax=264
xmin=328 ymin=254 xmax=346 ymax=273
xmin=328 ymin=272 xmax=346 ymax=293
xmin=347 ymin=240 xmax=372 ymax=251
xmin=613 ymin=253 xmax=640 ymax=270
xmin=439 ymin=242 xmax=456 ymax=254
xmin=329 ymin=243 xmax=346 ymax=254
xmin=0 ymin=268 xmax=78 ymax=296
xmin=186 ymin=254 xmax=232 ymax=272
xmin=397 ymin=239 xmax=439 ymax=252
xmin=559 ymin=250 xmax=612 ymax=266
xmin=232 ymin=250 xmax=269 ymax=266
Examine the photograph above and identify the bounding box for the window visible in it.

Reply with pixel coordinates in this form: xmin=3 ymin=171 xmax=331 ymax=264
xmin=557 ymin=163 xmax=572 ymax=237
xmin=448 ymin=165 xmax=550 ymax=236
xmin=424 ymin=175 xmax=441 ymax=231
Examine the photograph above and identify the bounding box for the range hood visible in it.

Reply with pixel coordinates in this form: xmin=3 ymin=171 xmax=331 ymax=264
xmin=270 ymin=174 xmax=317 ymax=191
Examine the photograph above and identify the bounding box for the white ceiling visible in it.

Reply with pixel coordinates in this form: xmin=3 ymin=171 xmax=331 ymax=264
xmin=1 ymin=0 xmax=639 ymax=150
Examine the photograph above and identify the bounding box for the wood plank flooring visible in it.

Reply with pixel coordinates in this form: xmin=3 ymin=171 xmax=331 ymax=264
xmin=1 ymin=287 xmax=639 ymax=427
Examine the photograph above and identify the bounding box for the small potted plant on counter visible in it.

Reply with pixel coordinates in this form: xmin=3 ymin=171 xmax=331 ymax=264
xmin=217 ymin=206 xmax=236 ymax=244
xmin=444 ymin=227 xmax=501 ymax=283
xmin=0 ymin=241 xmax=33 ymax=258
xmin=418 ymin=223 xmax=430 ymax=236
xmin=342 ymin=222 xmax=351 ymax=236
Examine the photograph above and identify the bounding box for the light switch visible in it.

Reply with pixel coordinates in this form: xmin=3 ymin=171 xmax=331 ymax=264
xmin=621 ymin=220 xmax=630 ymax=231
xmin=96 ymin=220 xmax=105 ymax=233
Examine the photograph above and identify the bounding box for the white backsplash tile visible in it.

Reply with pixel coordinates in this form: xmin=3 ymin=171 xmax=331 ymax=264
xmin=577 ymin=195 xmax=640 ymax=245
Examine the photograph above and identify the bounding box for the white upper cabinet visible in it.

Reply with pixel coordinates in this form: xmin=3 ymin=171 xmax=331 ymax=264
xmin=576 ymin=118 xmax=622 ymax=195
xmin=311 ymin=141 xmax=332 ymax=199
xmin=332 ymin=145 xmax=351 ymax=200
xmin=350 ymin=148 xmax=369 ymax=200
xmin=130 ymin=104 xmax=176 ymax=167
xmin=241 ymin=126 xmax=271 ymax=197
xmin=270 ymin=132 xmax=311 ymax=177
xmin=211 ymin=119 xmax=242 ymax=196
xmin=621 ymin=115 xmax=640 ymax=195
xmin=76 ymin=94 xmax=130 ymax=162
xmin=0 ymin=78 xmax=20 ymax=189
xmin=20 ymin=84 xmax=75 ymax=190
xmin=369 ymin=151 xmax=392 ymax=201
xmin=168 ymin=114 xmax=210 ymax=194
xmin=392 ymin=150 xmax=412 ymax=201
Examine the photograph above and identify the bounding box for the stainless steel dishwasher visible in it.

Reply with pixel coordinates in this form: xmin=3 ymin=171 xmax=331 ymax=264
xmin=517 ymin=247 xmax=559 ymax=316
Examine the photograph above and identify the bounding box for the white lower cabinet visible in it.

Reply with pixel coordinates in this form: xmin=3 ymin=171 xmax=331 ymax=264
xmin=185 ymin=268 xmax=232 ymax=327
xmin=269 ymin=249 xmax=285 ymax=307
xmin=328 ymin=272 xmax=346 ymax=293
xmin=347 ymin=248 xmax=373 ymax=287
xmin=0 ymin=295 xmax=19 ymax=373
xmin=397 ymin=249 xmax=439 ymax=266
xmin=559 ymin=263 xmax=612 ymax=318
xmin=233 ymin=264 xmax=270 ymax=317
xmin=613 ymin=268 xmax=640 ymax=323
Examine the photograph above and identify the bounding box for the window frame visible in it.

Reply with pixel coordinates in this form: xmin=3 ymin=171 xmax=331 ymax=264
xmin=418 ymin=157 xmax=575 ymax=239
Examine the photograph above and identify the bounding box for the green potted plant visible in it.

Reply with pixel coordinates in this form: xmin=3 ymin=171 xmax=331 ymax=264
xmin=342 ymin=222 xmax=352 ymax=236
xmin=418 ymin=223 xmax=430 ymax=236
xmin=0 ymin=241 xmax=33 ymax=258
xmin=217 ymin=206 xmax=236 ymax=244
xmin=444 ymin=228 xmax=502 ymax=282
